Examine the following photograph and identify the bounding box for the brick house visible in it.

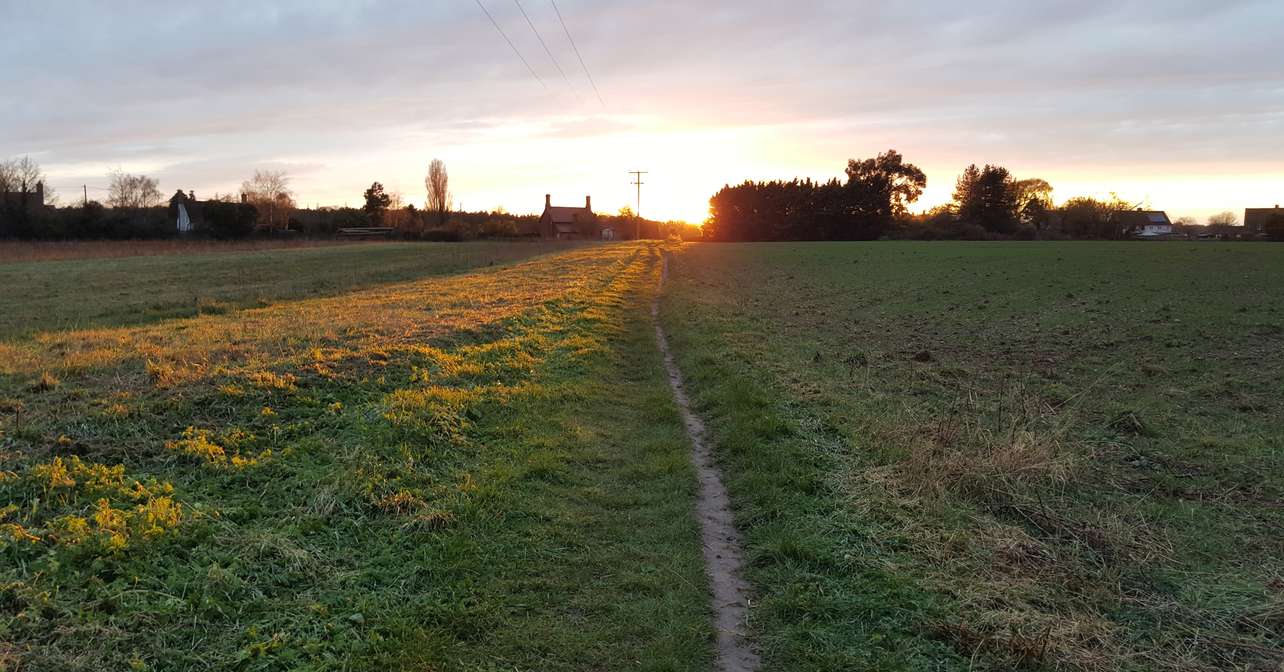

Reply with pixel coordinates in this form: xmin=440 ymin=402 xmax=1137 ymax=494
xmin=539 ymin=194 xmax=597 ymax=240
xmin=1244 ymin=205 xmax=1282 ymax=235
xmin=0 ymin=181 xmax=47 ymax=211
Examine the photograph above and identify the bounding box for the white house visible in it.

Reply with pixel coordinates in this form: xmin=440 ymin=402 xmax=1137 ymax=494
xmin=1123 ymin=210 xmax=1173 ymax=238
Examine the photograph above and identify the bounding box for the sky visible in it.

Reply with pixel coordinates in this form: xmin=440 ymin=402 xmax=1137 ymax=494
xmin=2 ymin=0 xmax=1282 ymax=224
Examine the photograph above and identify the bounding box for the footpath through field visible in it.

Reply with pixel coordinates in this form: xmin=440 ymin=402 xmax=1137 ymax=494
xmin=653 ymin=252 xmax=761 ymax=672
xmin=1 ymin=243 xmax=724 ymax=671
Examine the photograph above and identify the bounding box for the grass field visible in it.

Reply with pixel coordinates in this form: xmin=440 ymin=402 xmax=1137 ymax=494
xmin=0 ymin=239 xmax=397 ymax=263
xmin=0 ymin=241 xmax=579 ymax=339
xmin=4 ymin=239 xmax=1282 ymax=671
xmin=0 ymin=242 xmax=710 ymax=671
xmin=659 ymin=242 xmax=1284 ymax=671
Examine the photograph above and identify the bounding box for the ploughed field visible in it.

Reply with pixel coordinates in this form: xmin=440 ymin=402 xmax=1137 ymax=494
xmin=658 ymin=241 xmax=1284 ymax=671
xmin=0 ymin=241 xmax=712 ymax=671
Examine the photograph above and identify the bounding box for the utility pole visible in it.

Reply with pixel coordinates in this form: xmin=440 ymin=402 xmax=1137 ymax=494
xmin=629 ymin=170 xmax=647 ymax=240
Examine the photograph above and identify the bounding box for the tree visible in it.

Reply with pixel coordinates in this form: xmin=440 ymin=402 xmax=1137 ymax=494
xmin=843 ymin=150 xmax=927 ymax=239
xmin=1208 ymin=211 xmax=1239 ymax=227
xmin=954 ymin=164 xmax=1020 ymax=235
xmin=107 ymin=171 xmax=162 ymax=208
xmin=203 ymin=201 xmax=259 ymax=239
xmin=0 ymin=159 xmax=14 ymax=194
xmin=1013 ymin=178 xmax=1054 ymax=230
xmin=240 ymin=170 xmax=295 ymax=231
xmin=704 ymin=152 xmax=926 ymax=242
xmin=2 ymin=156 xmax=43 ymax=192
xmin=363 ymin=182 xmax=392 ymax=225
xmin=0 ymin=157 xmax=50 ymax=237
xmin=383 ymin=192 xmax=415 ymax=231
xmin=425 ymin=159 xmax=450 ymax=227
xmin=0 ymin=156 xmax=49 ymax=199
xmin=1058 ymin=195 xmax=1135 ymax=240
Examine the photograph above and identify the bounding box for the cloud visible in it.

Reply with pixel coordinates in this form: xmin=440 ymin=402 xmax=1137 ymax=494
xmin=2 ymin=0 xmax=1281 ymax=220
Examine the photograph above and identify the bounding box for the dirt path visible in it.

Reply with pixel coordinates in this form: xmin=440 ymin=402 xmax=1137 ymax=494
xmin=653 ymin=253 xmax=761 ymax=672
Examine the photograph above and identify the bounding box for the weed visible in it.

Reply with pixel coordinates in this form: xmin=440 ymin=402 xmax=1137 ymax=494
xmin=165 ymin=427 xmax=267 ymax=469
xmin=246 ymin=370 xmax=298 ymax=393
xmin=29 ymin=372 xmax=59 ymax=393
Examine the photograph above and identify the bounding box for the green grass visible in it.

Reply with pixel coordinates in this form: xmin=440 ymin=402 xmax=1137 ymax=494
xmin=10 ymin=237 xmax=1280 ymax=671
xmin=0 ymin=242 xmax=711 ymax=671
xmin=0 ymin=240 xmax=580 ymax=339
xmin=659 ymin=241 xmax=1284 ymax=671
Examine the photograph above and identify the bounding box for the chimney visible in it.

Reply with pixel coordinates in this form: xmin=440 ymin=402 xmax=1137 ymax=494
xmin=585 ymin=195 xmax=592 ymax=211
xmin=35 ymin=181 xmax=44 ymax=206
xmin=545 ymin=194 xmax=551 ymax=210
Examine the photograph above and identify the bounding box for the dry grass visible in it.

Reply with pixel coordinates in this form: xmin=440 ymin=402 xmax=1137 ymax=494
xmin=0 ymin=249 xmax=598 ymax=383
xmin=0 ymin=239 xmax=580 ymax=341
xmin=1 ymin=242 xmax=714 ymax=670
xmin=0 ymin=238 xmax=391 ymax=263
xmin=843 ymin=387 xmax=1188 ymax=670
xmin=891 ymin=387 xmax=1076 ymax=502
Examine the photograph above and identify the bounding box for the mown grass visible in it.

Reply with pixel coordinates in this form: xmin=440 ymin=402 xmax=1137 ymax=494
xmin=0 ymin=240 xmax=581 ymax=339
xmin=659 ymin=241 xmax=1284 ymax=671
xmin=0 ymin=242 xmax=711 ymax=670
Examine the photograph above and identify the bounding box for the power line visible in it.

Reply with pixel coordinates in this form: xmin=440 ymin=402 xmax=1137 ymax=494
xmin=474 ymin=0 xmax=546 ymax=89
xmin=513 ymin=0 xmax=573 ymax=92
xmin=550 ymin=0 xmax=605 ymax=107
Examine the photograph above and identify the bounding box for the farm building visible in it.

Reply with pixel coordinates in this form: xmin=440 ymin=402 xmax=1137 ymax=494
xmin=1119 ymin=210 xmax=1173 ymax=238
xmin=539 ymin=194 xmax=597 ymax=240
xmin=1244 ymin=206 xmax=1282 ymax=235
xmin=0 ymin=181 xmax=47 ymax=211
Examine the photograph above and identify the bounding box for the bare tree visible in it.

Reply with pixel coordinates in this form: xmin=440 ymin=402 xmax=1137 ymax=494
xmin=107 ymin=170 xmax=162 ymax=208
xmin=425 ymin=159 xmax=451 ymax=227
xmin=0 ymin=156 xmax=57 ymax=208
xmin=12 ymin=156 xmax=44 ymax=193
xmin=0 ymin=159 xmax=14 ymax=194
xmin=1208 ymin=211 xmax=1239 ymax=227
xmin=241 ymin=170 xmax=296 ymax=231
xmin=384 ymin=191 xmax=411 ymax=230
xmin=1 ymin=156 xmax=49 ymax=194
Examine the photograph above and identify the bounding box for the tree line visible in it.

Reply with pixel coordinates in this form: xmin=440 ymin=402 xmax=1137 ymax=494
xmin=0 ymin=156 xmax=531 ymax=241
xmin=704 ymin=151 xmax=1276 ymax=241
xmin=703 ymin=151 xmax=927 ymax=241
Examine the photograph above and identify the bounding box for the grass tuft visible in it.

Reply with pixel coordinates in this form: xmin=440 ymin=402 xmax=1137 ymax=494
xmin=29 ymin=372 xmax=59 ymax=393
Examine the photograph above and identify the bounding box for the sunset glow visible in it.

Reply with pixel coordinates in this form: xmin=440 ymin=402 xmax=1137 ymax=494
xmin=3 ymin=2 xmax=1281 ymax=223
